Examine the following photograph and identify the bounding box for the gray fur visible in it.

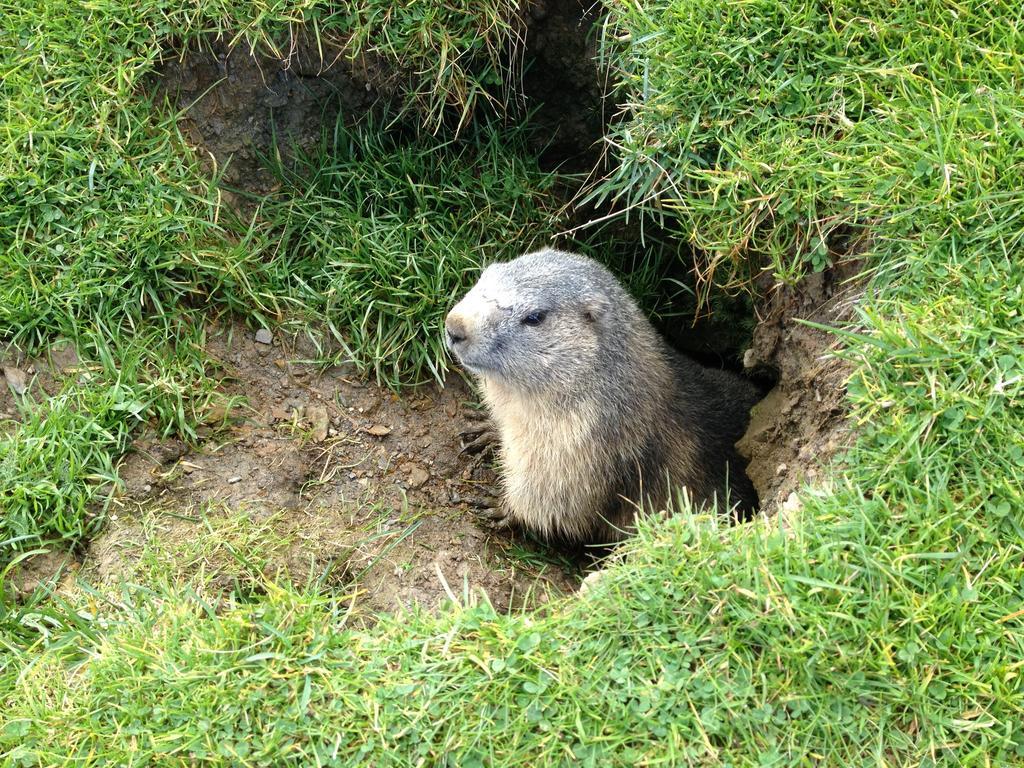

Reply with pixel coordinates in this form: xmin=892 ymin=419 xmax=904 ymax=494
xmin=446 ymin=247 xmax=759 ymax=545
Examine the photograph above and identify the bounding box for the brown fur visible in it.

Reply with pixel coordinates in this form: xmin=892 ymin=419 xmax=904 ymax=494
xmin=446 ymin=249 xmax=759 ymax=545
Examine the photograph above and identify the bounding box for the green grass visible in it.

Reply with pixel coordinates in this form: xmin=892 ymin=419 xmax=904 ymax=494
xmin=248 ymin=115 xmax=558 ymax=386
xmin=4 ymin=496 xmax=1022 ymax=765
xmin=81 ymin=505 xmax=302 ymax=597
xmin=592 ymin=0 xmax=1024 ymax=289
xmin=1 ymin=0 xmax=539 ymax=352
xmin=335 ymin=0 xmax=526 ymax=131
xmin=3 ymin=0 xmax=1024 ymax=764
xmin=0 ymin=328 xmax=227 ymax=555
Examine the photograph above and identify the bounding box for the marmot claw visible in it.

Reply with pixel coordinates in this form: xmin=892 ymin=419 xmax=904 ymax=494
xmin=464 ymin=493 xmax=500 ymax=509
xmin=459 ymin=408 xmax=498 ymax=458
xmin=461 ymin=406 xmax=490 ymax=423
xmin=476 ymin=504 xmax=512 ymax=530
xmin=459 ymin=429 xmax=497 ymax=456
xmin=461 ymin=495 xmax=511 ymax=529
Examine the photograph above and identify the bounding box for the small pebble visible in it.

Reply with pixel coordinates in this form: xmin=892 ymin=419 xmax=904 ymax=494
xmin=579 ymin=569 xmax=608 ymax=596
xmin=306 ymin=405 xmax=330 ymax=442
xmin=227 ymin=476 xmax=242 ymax=484
xmin=255 ymin=328 xmax=273 ymax=345
xmin=407 ymin=465 xmax=430 ymax=489
xmin=3 ymin=366 xmax=29 ymax=395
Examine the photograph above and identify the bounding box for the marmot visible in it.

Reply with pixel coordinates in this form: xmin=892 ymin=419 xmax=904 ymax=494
xmin=445 ymin=248 xmax=760 ymax=545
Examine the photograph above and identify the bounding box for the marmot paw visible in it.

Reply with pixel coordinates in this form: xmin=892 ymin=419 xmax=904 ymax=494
xmin=459 ymin=408 xmax=498 ymax=459
xmin=465 ymin=497 xmax=512 ymax=531
xmin=461 ymin=406 xmax=490 ymax=423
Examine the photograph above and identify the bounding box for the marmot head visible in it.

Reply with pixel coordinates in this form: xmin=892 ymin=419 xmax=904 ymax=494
xmin=445 ymin=248 xmax=632 ymax=395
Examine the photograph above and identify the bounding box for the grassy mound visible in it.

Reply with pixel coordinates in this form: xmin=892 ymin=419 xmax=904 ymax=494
xmin=3 ymin=0 xmax=1024 ymax=765
xmin=594 ymin=0 xmax=1024 ymax=286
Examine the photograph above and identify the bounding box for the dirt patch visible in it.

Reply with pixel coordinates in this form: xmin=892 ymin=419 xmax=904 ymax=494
xmin=154 ymin=1 xmax=607 ymax=201
xmin=84 ymin=322 xmax=579 ymax=614
xmin=83 ymin=265 xmax=861 ymax=609
xmin=4 ymin=548 xmax=81 ymax=601
xmin=1 ymin=341 xmax=79 ymax=420
xmin=154 ymin=32 xmax=380 ymax=204
xmin=739 ymin=259 xmax=866 ymax=514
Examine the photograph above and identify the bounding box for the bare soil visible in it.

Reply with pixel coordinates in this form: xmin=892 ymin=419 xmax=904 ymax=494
xmin=0 ymin=341 xmax=77 ymax=412
xmin=739 ymin=259 xmax=864 ymax=514
xmin=87 ymin=323 xmax=580 ymax=614
xmin=154 ymin=32 xmax=379 ymax=206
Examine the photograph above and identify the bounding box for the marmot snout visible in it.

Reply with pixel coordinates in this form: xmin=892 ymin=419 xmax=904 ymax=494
xmin=446 ymin=248 xmax=759 ymax=545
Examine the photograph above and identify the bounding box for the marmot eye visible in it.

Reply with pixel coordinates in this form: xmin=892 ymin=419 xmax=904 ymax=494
xmin=522 ymin=311 xmax=546 ymax=326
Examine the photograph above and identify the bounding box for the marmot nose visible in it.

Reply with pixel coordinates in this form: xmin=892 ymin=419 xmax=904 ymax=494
xmin=445 ymin=313 xmax=469 ymax=346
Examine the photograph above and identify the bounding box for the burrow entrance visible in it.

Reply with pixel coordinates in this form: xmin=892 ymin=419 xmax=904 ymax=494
xmin=4 ymin=2 xmax=860 ymax=612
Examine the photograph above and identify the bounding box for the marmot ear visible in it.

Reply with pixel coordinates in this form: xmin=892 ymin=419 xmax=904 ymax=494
xmin=582 ymin=294 xmax=610 ymax=323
